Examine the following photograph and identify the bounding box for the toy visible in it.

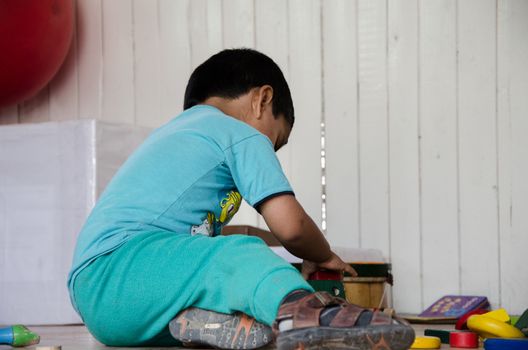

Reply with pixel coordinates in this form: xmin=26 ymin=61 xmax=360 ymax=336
xmin=343 ymin=262 xmax=392 ymax=309
xmin=515 ymin=308 xmax=528 ymax=336
xmin=467 ymin=314 xmax=525 ymax=338
xmin=424 ymin=329 xmax=451 ymax=344
xmin=450 ymin=331 xmax=479 ymax=348
xmin=410 ymin=336 xmax=441 ymax=349
xmin=0 ymin=325 xmax=40 ymax=347
xmin=0 ymin=0 xmax=74 ymax=108
xmin=455 ymin=309 xmax=489 ymax=330
xmin=483 ymin=308 xmax=511 ymax=323
xmin=307 ymin=270 xmax=345 ymax=298
xmin=403 ymin=295 xmax=489 ymax=323
xmin=484 ymin=338 xmax=528 ymax=350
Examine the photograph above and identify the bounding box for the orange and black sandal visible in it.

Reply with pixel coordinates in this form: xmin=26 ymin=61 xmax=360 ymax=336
xmin=273 ymin=291 xmax=415 ymax=350
xmin=169 ymin=307 xmax=273 ymax=349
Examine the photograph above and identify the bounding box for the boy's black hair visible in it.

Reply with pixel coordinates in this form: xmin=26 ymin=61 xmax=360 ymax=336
xmin=183 ymin=48 xmax=295 ymax=127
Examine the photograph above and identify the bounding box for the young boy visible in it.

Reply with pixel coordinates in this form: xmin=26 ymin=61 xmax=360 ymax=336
xmin=68 ymin=49 xmax=414 ymax=350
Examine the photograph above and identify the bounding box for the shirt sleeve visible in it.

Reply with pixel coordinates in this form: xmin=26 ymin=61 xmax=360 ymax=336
xmin=224 ymin=134 xmax=294 ymax=210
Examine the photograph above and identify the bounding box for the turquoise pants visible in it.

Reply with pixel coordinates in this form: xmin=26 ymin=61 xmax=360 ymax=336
xmin=73 ymin=231 xmax=312 ymax=346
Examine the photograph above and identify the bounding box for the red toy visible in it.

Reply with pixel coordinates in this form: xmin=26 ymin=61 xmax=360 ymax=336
xmin=308 ymin=270 xmax=343 ymax=281
xmin=456 ymin=308 xmax=489 ymax=330
xmin=450 ymin=331 xmax=479 ymax=348
xmin=0 ymin=0 xmax=74 ymax=108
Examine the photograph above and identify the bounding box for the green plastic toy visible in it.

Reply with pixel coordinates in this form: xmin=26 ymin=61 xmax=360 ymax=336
xmin=0 ymin=325 xmax=40 ymax=347
xmin=515 ymin=308 xmax=528 ymax=336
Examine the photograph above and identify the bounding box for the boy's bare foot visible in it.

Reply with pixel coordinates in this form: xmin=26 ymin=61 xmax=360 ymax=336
xmin=169 ymin=307 xmax=272 ymax=349
xmin=273 ymin=291 xmax=415 ymax=350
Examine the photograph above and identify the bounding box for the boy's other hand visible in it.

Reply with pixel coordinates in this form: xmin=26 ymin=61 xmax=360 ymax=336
xmin=301 ymin=251 xmax=358 ymax=280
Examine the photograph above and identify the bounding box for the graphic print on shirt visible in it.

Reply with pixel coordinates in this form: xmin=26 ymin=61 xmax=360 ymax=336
xmin=191 ymin=190 xmax=242 ymax=236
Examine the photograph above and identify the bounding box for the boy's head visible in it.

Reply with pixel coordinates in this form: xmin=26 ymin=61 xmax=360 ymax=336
xmin=184 ymin=48 xmax=294 ymax=151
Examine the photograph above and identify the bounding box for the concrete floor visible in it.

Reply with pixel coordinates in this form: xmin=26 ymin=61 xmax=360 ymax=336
xmin=0 ymin=323 xmax=483 ymax=350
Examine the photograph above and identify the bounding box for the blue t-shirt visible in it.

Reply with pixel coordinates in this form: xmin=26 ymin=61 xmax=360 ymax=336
xmin=67 ymin=105 xmax=293 ymax=308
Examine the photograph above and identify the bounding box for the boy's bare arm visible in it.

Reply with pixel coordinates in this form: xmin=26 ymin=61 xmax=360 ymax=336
xmin=260 ymin=194 xmax=331 ymax=262
xmin=259 ymin=195 xmax=357 ymax=277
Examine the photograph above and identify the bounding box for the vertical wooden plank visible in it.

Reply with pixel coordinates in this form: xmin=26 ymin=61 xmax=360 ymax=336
xmin=222 ymin=0 xmax=255 ymax=49
xmin=508 ymin=0 xmax=528 ymax=313
xmin=255 ymin=0 xmax=290 ymax=230
xmin=387 ymin=0 xmax=422 ymax=313
xmin=101 ymin=0 xmax=135 ymax=124
xmin=188 ymin=0 xmax=207 ymax=68
xmin=288 ymin=0 xmax=323 ymax=228
xmin=457 ymin=0 xmax=499 ymax=307
xmin=206 ymin=0 xmax=223 ymax=54
xmin=132 ymin=0 xmax=161 ymax=128
xmin=0 ymin=106 xmax=18 ymax=125
xmin=49 ymin=0 xmax=79 ymax=121
xmin=496 ymin=0 xmax=511 ymax=312
xmin=323 ymin=0 xmax=360 ymax=247
xmin=498 ymin=0 xmax=528 ymax=314
xmin=221 ymin=0 xmax=258 ymax=227
xmin=419 ymin=0 xmax=459 ymax=306
xmin=189 ymin=0 xmax=223 ymax=68
xmin=77 ymin=0 xmax=103 ymax=120
xmin=19 ymin=87 xmax=50 ymax=123
xmin=357 ymin=0 xmax=389 ymax=253
xmin=158 ymin=0 xmax=191 ymax=123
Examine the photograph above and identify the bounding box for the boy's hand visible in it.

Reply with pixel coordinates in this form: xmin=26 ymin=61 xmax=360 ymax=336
xmin=301 ymin=251 xmax=358 ymax=280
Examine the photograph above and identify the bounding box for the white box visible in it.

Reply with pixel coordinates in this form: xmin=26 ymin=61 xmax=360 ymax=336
xmin=0 ymin=120 xmax=150 ymax=325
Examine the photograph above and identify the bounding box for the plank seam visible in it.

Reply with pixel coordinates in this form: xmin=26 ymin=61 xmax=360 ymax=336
xmin=356 ymin=0 xmax=362 ymax=248
xmin=131 ymin=0 xmax=137 ymax=125
xmin=187 ymin=0 xmax=194 ymax=73
xmin=417 ymin=0 xmax=424 ymax=311
xmin=253 ymin=0 xmax=257 ymax=49
xmin=455 ymin=0 xmax=462 ymax=296
xmin=385 ymin=0 xmax=392 ymax=262
xmin=494 ymin=0 xmax=502 ymax=309
xmin=74 ymin=0 xmax=80 ymax=120
xmin=100 ymin=0 xmax=105 ymax=120
xmin=320 ymin=0 xmax=326 ymax=232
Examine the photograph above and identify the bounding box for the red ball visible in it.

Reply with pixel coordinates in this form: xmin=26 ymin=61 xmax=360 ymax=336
xmin=0 ymin=0 xmax=74 ymax=108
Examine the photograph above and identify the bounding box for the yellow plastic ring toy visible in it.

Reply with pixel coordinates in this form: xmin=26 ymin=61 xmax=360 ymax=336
xmin=467 ymin=315 xmax=525 ymax=338
xmin=482 ymin=308 xmax=511 ymax=323
xmin=410 ymin=336 xmax=441 ymax=349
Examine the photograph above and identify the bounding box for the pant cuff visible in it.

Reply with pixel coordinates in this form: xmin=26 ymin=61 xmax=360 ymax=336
xmin=252 ymin=266 xmax=314 ymax=325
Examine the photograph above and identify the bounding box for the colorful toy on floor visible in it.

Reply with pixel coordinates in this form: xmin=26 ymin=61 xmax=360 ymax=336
xmin=307 ymin=270 xmax=345 ymax=298
xmin=467 ymin=308 xmax=525 ymax=339
xmin=483 ymin=308 xmax=511 ymax=323
xmin=0 ymin=325 xmax=40 ymax=347
xmin=424 ymin=329 xmax=451 ymax=344
xmin=450 ymin=331 xmax=479 ymax=348
xmin=515 ymin=308 xmax=528 ymax=336
xmin=456 ymin=308 xmax=489 ymax=330
xmin=484 ymin=338 xmax=528 ymax=350
xmin=343 ymin=262 xmax=392 ymax=309
xmin=420 ymin=295 xmax=489 ymax=318
xmin=410 ymin=336 xmax=441 ymax=349
xmin=403 ymin=295 xmax=490 ymax=323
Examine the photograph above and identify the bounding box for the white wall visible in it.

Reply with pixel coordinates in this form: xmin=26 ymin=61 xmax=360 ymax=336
xmin=0 ymin=0 xmax=527 ymax=314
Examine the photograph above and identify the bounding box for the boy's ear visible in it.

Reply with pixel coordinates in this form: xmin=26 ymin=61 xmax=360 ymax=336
xmin=254 ymin=85 xmax=274 ymax=119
